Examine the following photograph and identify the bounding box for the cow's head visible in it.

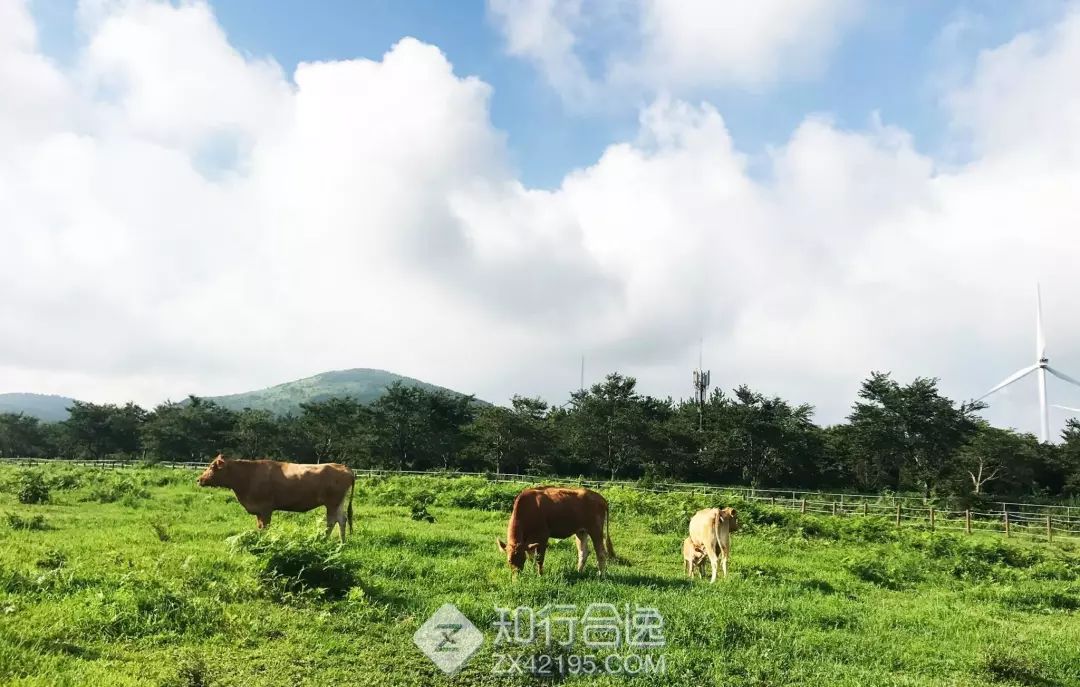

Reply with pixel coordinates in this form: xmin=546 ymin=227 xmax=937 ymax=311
xmin=197 ymin=453 xmax=230 ymax=487
xmin=496 ymin=538 xmax=539 ymax=573
xmin=720 ymin=507 xmax=740 ymax=532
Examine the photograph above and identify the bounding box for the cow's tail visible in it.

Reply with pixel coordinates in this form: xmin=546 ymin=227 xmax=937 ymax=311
xmin=604 ymin=506 xmax=616 ymax=560
xmin=347 ymin=471 xmax=355 ymax=535
xmin=712 ymin=508 xmax=721 ymax=554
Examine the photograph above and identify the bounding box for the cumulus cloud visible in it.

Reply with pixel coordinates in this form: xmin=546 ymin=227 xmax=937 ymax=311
xmin=3 ymin=0 xmax=1080 ymax=439
xmin=487 ymin=0 xmax=862 ymax=106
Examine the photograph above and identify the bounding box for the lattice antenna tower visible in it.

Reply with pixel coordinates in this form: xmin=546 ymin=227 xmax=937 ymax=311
xmin=693 ymin=338 xmax=710 ymax=431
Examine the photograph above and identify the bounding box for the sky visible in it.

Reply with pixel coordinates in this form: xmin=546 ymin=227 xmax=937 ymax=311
xmin=4 ymin=0 xmax=1080 ymax=438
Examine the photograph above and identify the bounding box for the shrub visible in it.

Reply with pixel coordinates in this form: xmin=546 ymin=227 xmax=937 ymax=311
xmin=149 ymin=520 xmax=171 ymax=542
xmin=230 ymin=532 xmax=355 ymax=600
xmin=998 ymin=584 xmax=1080 ymax=612
xmin=5 ymin=512 xmax=51 ymax=531
xmin=845 ymin=554 xmax=919 ymax=590
xmin=16 ymin=471 xmax=49 ymax=504
xmin=981 ymin=650 xmax=1052 ymax=685
xmin=925 ymin=535 xmax=1046 ymax=580
xmin=163 ymin=653 xmax=213 ymax=687
xmin=87 ymin=477 xmax=150 ymax=504
xmin=35 ymin=549 xmax=67 ymax=570
xmin=410 ymin=503 xmax=435 ymax=523
xmin=94 ymin=581 xmax=224 ymax=639
xmin=47 ymin=470 xmax=82 ymax=491
xmin=1029 ymin=560 xmax=1078 ymax=581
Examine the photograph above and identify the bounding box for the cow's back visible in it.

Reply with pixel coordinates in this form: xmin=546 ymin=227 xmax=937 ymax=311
xmin=530 ymin=487 xmax=607 ymax=540
xmin=250 ymin=461 xmax=352 ymax=512
xmin=688 ymin=508 xmax=720 ymax=551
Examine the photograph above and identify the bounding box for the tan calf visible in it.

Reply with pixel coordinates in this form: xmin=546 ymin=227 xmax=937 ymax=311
xmin=687 ymin=507 xmax=739 ymax=582
xmin=682 ymin=536 xmax=706 ymax=578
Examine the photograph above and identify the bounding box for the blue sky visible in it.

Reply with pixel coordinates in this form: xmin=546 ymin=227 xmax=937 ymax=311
xmin=7 ymin=0 xmax=1080 ymax=437
xmin=29 ymin=0 xmax=1072 ymax=187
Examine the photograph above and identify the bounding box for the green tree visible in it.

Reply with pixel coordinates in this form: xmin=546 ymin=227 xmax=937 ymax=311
xmin=722 ymin=386 xmax=818 ymax=488
xmin=466 ymin=396 xmax=554 ymax=474
xmin=847 ymin=372 xmax=983 ymax=497
xmin=0 ymin=413 xmax=54 ymax=457
xmin=567 ymin=373 xmax=655 ymax=480
xmin=142 ymin=397 xmax=235 ymax=462
xmin=230 ymin=408 xmax=283 ymax=458
xmin=62 ymin=401 xmax=147 ymax=459
xmin=299 ymin=398 xmax=372 ymax=465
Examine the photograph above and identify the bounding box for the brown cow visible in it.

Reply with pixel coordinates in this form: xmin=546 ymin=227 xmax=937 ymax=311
xmin=497 ymin=486 xmax=614 ymax=576
xmin=687 ymin=507 xmax=739 ymax=582
xmin=197 ymin=454 xmax=355 ymax=541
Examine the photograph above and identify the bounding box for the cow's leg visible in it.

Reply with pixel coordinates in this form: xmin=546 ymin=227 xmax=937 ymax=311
xmin=256 ymin=512 xmax=271 ymax=530
xmin=575 ymin=532 xmax=589 ymax=572
xmin=589 ymin=527 xmax=607 ymax=576
xmin=706 ymin=545 xmax=719 ymax=583
xmin=535 ymin=544 xmax=547 ymax=576
xmin=337 ymin=501 xmax=349 ymax=542
xmin=720 ymin=543 xmax=730 ymax=578
xmin=324 ymin=505 xmax=336 ymax=539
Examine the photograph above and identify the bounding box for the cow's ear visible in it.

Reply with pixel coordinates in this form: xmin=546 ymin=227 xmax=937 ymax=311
xmin=526 ymin=542 xmax=541 ymax=552
xmin=496 ymin=538 xmax=506 ymax=553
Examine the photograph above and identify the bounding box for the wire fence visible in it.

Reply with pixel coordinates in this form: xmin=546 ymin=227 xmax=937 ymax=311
xmin=3 ymin=456 xmax=1078 ymax=544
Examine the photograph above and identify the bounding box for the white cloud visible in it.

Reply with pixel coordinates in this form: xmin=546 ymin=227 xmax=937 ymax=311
xmin=487 ymin=0 xmax=862 ymax=105
xmin=3 ymin=0 xmax=1080 ymax=441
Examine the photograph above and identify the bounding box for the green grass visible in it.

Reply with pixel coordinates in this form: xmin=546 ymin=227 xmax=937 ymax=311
xmin=1 ymin=466 xmax=1078 ymax=686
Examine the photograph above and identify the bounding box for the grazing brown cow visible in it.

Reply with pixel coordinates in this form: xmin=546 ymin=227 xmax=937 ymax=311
xmin=197 ymin=454 xmax=355 ymax=541
xmin=497 ymin=486 xmax=614 ymax=576
xmin=687 ymin=507 xmax=739 ymax=582
xmin=682 ymin=536 xmax=706 ymax=578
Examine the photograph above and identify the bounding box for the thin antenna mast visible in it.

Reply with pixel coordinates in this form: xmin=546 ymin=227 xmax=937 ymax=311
xmin=693 ymin=339 xmax=710 ymax=431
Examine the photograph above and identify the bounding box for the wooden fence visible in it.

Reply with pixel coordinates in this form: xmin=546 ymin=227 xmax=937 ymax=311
xmin=3 ymin=457 xmax=1078 ymax=543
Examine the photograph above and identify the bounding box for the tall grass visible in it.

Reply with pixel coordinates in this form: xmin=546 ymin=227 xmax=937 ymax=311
xmin=0 ymin=465 xmax=1077 ymax=686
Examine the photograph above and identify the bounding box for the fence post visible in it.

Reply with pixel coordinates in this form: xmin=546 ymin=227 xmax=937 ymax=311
xmin=965 ymin=509 xmax=971 ymax=535
xmin=1004 ymin=510 xmax=1010 ymax=538
xmin=862 ymin=502 xmax=868 ymax=517
xmin=770 ymin=496 xmax=776 ymax=506
xmin=896 ymin=504 xmax=901 ymax=527
xmin=832 ymin=502 xmax=837 ymax=517
xmin=1047 ymin=515 xmax=1053 ymax=543
xmin=929 ymin=507 xmax=935 ymax=533
xmin=801 ymin=499 xmax=806 ymax=514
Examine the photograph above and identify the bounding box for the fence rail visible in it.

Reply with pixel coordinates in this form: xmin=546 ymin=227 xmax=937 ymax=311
xmin=3 ymin=457 xmax=1077 ymax=543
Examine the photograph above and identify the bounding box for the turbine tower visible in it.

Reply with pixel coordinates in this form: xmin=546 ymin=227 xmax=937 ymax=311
xmin=978 ymin=285 xmax=1080 ymax=442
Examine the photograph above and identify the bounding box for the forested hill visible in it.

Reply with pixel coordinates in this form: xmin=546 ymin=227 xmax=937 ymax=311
xmin=0 ymin=393 xmax=76 ymax=422
xmin=0 ymin=369 xmax=480 ymax=420
xmin=203 ymin=368 xmax=482 ymax=414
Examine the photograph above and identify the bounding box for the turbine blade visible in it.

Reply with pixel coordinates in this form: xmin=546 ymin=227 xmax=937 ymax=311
xmin=1052 ymin=405 xmax=1080 ymax=413
xmin=1037 ymin=283 xmax=1046 ymax=360
xmin=1046 ymin=366 xmax=1080 ymax=388
xmin=977 ymin=364 xmax=1039 ymax=401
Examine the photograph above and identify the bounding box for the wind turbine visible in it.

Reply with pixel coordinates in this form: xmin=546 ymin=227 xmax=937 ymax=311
xmin=978 ymin=285 xmax=1080 ymax=443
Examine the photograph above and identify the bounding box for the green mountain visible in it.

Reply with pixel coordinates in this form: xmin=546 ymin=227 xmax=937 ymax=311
xmin=204 ymin=368 xmax=481 ymax=415
xmin=0 ymin=393 xmax=77 ymax=422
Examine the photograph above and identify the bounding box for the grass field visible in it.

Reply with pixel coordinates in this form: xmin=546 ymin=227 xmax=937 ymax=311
xmin=1 ymin=464 xmax=1079 ymax=687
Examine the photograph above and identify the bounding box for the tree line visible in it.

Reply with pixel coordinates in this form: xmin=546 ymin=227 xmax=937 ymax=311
xmin=2 ymin=372 xmax=1079 ymax=502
